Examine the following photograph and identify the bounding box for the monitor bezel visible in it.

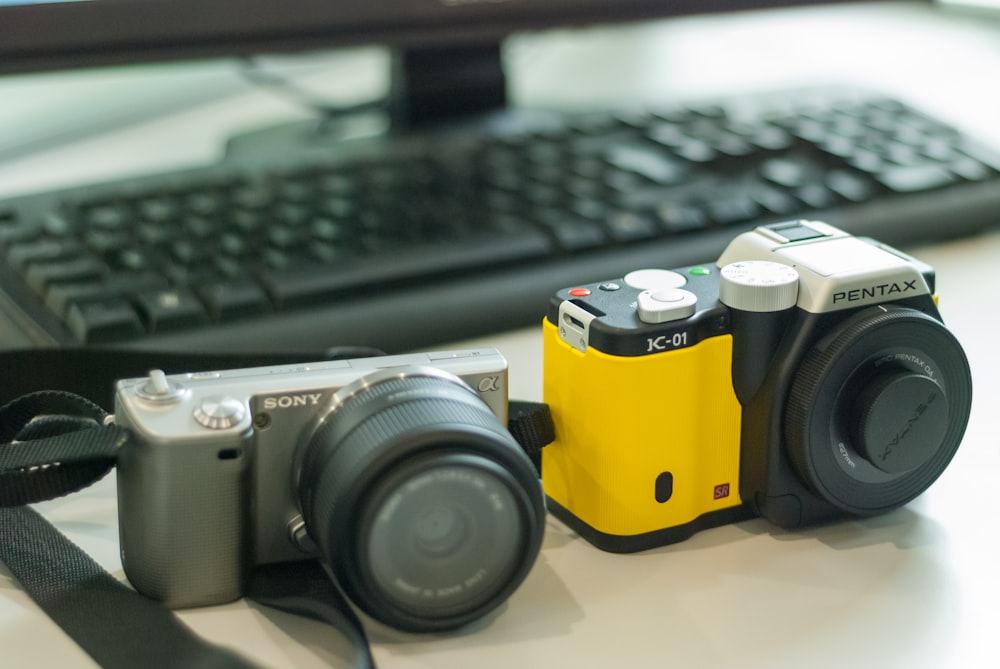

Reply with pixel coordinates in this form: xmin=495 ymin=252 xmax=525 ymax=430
xmin=0 ymin=0 xmax=863 ymax=75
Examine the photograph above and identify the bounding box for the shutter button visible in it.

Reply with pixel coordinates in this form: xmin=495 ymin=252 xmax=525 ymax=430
xmin=637 ymin=288 xmax=698 ymax=323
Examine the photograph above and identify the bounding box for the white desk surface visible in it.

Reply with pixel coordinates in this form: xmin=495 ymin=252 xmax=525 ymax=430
xmin=2 ymin=3 xmax=1000 ymax=668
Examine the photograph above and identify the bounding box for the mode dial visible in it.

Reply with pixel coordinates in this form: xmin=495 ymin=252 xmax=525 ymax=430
xmin=719 ymin=261 xmax=799 ymax=312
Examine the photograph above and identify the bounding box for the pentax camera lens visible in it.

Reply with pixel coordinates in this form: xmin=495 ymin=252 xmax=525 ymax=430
xmin=785 ymin=305 xmax=972 ymax=515
xmin=296 ymin=368 xmax=545 ymax=632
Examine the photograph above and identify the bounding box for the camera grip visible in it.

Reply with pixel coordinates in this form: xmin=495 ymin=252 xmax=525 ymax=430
xmin=729 ymin=308 xmax=795 ymax=403
xmin=117 ymin=435 xmax=251 ymax=608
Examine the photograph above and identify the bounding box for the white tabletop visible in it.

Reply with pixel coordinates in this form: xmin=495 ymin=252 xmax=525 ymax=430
xmin=2 ymin=3 xmax=1000 ymax=668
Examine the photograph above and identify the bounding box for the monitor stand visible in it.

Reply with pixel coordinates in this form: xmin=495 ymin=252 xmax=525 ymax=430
xmin=222 ymin=42 xmax=513 ymax=164
xmin=388 ymin=42 xmax=507 ymax=128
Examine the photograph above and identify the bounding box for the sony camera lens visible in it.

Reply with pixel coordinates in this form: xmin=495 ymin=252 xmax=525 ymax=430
xmin=296 ymin=368 xmax=545 ymax=632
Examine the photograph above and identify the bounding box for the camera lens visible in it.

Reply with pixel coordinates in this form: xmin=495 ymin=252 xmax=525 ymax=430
xmin=361 ymin=453 xmax=528 ymax=620
xmin=785 ymin=306 xmax=972 ymax=515
xmin=296 ymin=368 xmax=545 ymax=632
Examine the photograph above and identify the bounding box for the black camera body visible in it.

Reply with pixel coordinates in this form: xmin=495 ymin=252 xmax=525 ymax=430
xmin=543 ymin=221 xmax=973 ymax=552
xmin=735 ymin=271 xmax=967 ymax=532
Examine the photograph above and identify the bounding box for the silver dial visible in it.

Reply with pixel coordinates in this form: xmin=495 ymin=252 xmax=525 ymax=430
xmin=719 ymin=261 xmax=799 ymax=312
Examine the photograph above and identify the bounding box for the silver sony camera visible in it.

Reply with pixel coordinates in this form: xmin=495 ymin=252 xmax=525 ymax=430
xmin=113 ymin=348 xmax=545 ymax=632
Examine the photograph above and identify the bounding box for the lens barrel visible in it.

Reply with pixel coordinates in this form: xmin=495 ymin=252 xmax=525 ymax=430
xmin=785 ymin=306 xmax=972 ymax=515
xmin=296 ymin=368 xmax=545 ymax=632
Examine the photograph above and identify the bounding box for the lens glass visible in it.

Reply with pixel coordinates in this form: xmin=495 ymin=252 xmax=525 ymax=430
xmin=361 ymin=457 xmax=524 ymax=617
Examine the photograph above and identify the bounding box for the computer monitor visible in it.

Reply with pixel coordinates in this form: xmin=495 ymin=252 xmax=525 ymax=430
xmin=0 ymin=0 xmax=865 ymax=129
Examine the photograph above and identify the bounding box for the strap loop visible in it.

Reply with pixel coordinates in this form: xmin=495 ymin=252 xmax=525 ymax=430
xmin=0 ymin=390 xmax=127 ymax=507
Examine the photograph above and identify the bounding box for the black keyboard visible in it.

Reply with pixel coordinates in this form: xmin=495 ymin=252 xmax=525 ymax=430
xmin=1 ymin=85 xmax=998 ymax=353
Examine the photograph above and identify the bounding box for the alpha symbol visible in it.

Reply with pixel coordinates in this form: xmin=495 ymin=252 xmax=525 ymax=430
xmin=478 ymin=376 xmax=500 ymax=392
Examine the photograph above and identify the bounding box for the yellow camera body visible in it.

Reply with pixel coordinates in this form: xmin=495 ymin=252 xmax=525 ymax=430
xmin=542 ymin=320 xmax=748 ymax=551
xmin=542 ymin=221 xmax=972 ymax=553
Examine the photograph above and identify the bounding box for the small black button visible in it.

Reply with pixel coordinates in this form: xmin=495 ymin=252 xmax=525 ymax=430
xmin=654 ymin=472 xmax=674 ymax=503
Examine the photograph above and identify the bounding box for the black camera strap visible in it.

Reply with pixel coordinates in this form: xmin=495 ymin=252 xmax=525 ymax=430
xmin=0 ymin=346 xmax=553 ymax=669
xmin=0 ymin=505 xmax=254 ymax=669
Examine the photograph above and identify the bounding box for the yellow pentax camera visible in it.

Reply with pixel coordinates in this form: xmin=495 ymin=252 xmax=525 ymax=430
xmin=542 ymin=220 xmax=972 ymax=552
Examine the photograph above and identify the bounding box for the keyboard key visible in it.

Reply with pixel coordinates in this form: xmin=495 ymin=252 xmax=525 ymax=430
xmin=134 ymin=288 xmax=210 ymax=332
xmin=606 ymin=212 xmax=659 ymax=242
xmin=706 ymin=195 xmax=760 ymax=225
xmin=232 ymin=183 xmax=275 ymax=210
xmin=957 ymin=142 xmax=1000 ymax=172
xmin=750 ymin=185 xmax=799 ymax=216
xmin=951 ymin=157 xmax=991 ymax=181
xmin=45 ymin=273 xmax=168 ymax=318
xmin=25 ymin=257 xmax=108 ymax=295
xmin=646 ymin=123 xmax=687 ymax=149
xmin=83 ymin=204 xmax=131 ymax=230
xmin=847 ymin=150 xmax=884 ymax=174
xmin=761 ymin=158 xmax=809 ymax=188
xmin=713 ymin=133 xmax=755 ymax=158
xmin=748 ymin=125 xmax=793 ymax=151
xmin=655 ymin=203 xmax=708 ymax=232
xmin=138 ymin=197 xmax=180 ymax=223
xmin=85 ymin=229 xmax=130 ymax=255
xmin=826 ymin=170 xmax=875 ymax=203
xmin=6 ymin=239 xmax=85 ymax=270
xmin=66 ymin=298 xmax=145 ymax=343
xmin=673 ymin=141 xmax=716 ymax=163
xmin=795 ymin=184 xmax=837 ymax=209
xmin=0 ymin=213 xmax=38 ymax=246
xmin=604 ymin=144 xmax=687 ymax=185
xmin=875 ymin=164 xmax=957 ymax=193
xmin=41 ymin=212 xmax=76 ymax=237
xmin=534 ymin=210 xmax=607 ymax=250
xmin=197 ymin=278 xmax=272 ymax=321
xmin=185 ymin=191 xmax=226 ymax=217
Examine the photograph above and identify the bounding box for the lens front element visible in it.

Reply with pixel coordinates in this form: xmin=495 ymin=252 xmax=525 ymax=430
xmin=362 ymin=454 xmax=525 ymax=619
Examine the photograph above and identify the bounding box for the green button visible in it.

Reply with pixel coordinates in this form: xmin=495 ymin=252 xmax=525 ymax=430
xmin=689 ymin=266 xmax=712 ymax=276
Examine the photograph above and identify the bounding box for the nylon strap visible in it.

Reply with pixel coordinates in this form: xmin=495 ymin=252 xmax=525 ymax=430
xmin=0 ymin=505 xmax=257 ymax=668
xmin=0 ymin=391 xmax=125 ymax=506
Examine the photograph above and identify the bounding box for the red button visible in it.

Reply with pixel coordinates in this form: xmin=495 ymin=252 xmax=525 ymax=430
xmin=569 ymin=287 xmax=591 ymax=297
